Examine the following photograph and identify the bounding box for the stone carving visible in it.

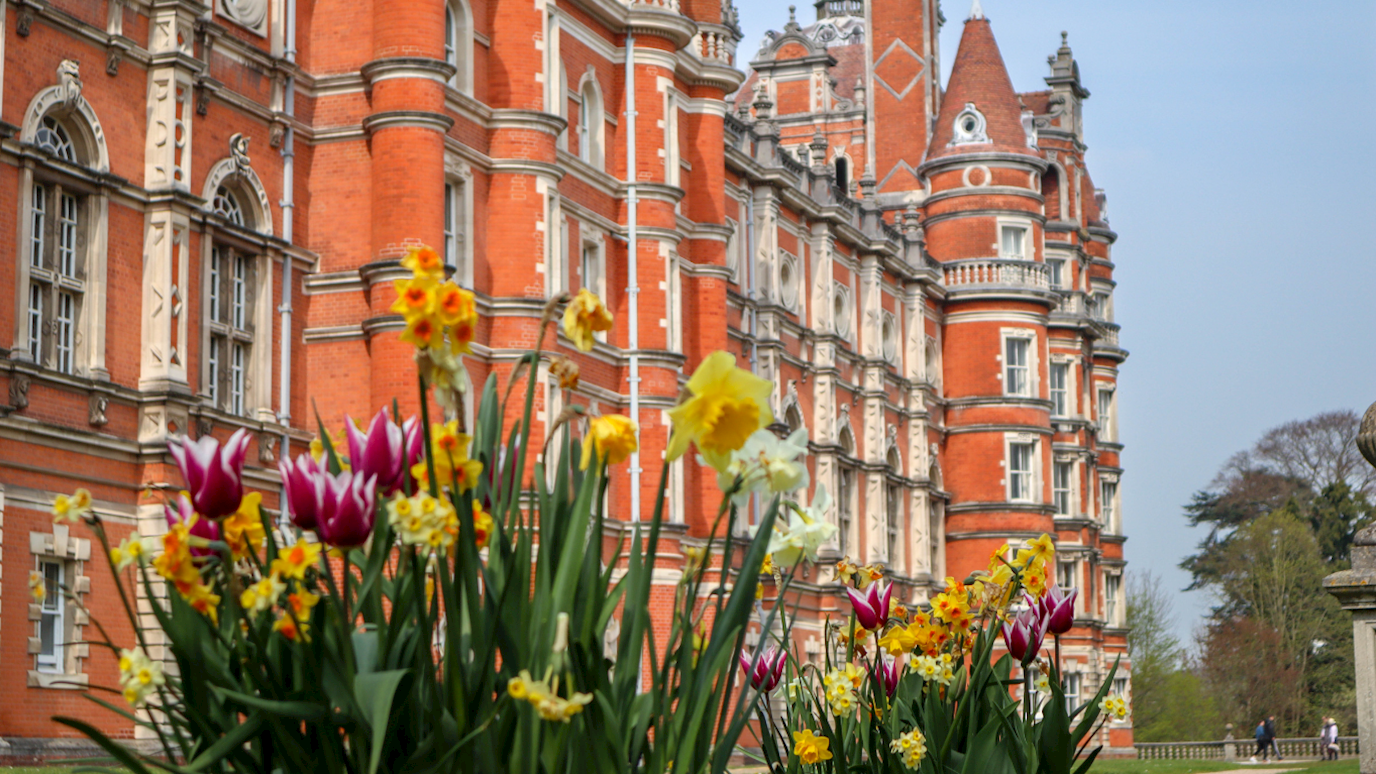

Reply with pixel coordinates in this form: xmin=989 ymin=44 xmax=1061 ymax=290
xmin=230 ymin=132 xmax=251 ymax=173
xmin=106 ymin=48 xmax=122 ymax=77
xmin=17 ymin=7 xmax=33 ymax=36
xmin=197 ymin=417 xmax=215 ymax=437
xmin=949 ymin=103 xmax=989 ymax=146
xmin=196 ymin=87 xmax=211 ymax=117
xmin=218 ymin=0 xmax=268 ymax=36
xmin=258 ymin=433 xmax=277 ymax=464
xmin=9 ymin=374 xmax=32 ymax=410
xmin=89 ymin=392 xmax=109 ymax=426
xmin=58 ymin=60 xmax=83 ymax=111
xmin=269 ymin=123 xmax=286 ymax=149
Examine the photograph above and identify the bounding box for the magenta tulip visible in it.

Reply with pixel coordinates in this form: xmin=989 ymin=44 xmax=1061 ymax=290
xmin=314 ymin=470 xmax=378 ymax=548
xmin=1034 ymin=584 xmax=1078 ymax=635
xmin=1001 ymin=607 xmax=1047 ymax=663
xmin=165 ymin=493 xmax=218 ymax=557
xmin=279 ymin=453 xmax=325 ymax=531
xmin=346 ymin=410 xmax=421 ymax=495
xmin=739 ymin=645 xmax=788 ymax=692
xmin=872 ymin=656 xmax=900 ymax=698
xmin=845 ymin=581 xmax=892 ymax=631
xmin=168 ymin=428 xmax=251 ymax=520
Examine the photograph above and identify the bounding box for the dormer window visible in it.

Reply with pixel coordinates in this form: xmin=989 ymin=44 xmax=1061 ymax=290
xmin=949 ymin=103 xmax=990 ymax=146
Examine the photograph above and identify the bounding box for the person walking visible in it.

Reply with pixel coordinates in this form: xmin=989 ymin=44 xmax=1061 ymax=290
xmin=1321 ymin=717 xmax=1339 ymax=761
xmin=1252 ymin=719 xmax=1269 ymax=762
xmin=1264 ymin=715 xmax=1282 ymax=761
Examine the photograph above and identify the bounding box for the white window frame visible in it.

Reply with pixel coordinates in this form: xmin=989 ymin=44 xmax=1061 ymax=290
xmin=664 ymin=90 xmax=681 ymax=190
xmin=1105 ymin=573 xmax=1122 ymax=627
xmin=1063 ymin=671 xmax=1082 ymax=714
xmin=1049 ymin=361 xmax=1069 ymax=417
xmin=27 ymin=283 xmax=43 ymax=363
xmin=578 ymin=74 xmax=605 ymax=169
xmin=55 ymin=291 xmax=75 ymax=374
xmin=1047 ymin=256 xmax=1066 ymax=289
xmin=443 ymin=164 xmax=475 ymax=288
xmin=1006 ymin=436 xmax=1037 ymax=503
xmin=1053 ymin=460 xmax=1073 ymax=516
xmin=1002 ymin=333 xmax=1034 ymax=397
xmin=996 ymin=217 xmax=1032 ymax=261
xmin=1097 ymin=387 xmax=1116 ymax=441
xmin=36 ymin=560 xmax=65 ymax=674
xmin=1101 ymin=479 xmax=1118 ymax=531
xmin=1056 ymin=558 xmax=1076 ymax=592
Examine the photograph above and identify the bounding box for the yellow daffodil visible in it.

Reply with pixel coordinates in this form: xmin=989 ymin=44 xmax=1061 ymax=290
xmin=562 ymin=288 xmax=613 ymax=352
xmin=879 ymin=625 xmax=918 ymax=655
xmin=550 ymin=356 xmax=580 ymax=390
xmin=118 ymin=647 xmax=164 ymax=708
xmin=400 ymin=245 xmax=445 ymax=279
xmin=29 ymin=569 xmax=47 ymax=602
xmin=858 ymin=563 xmax=884 ymax=589
xmin=416 ymin=421 xmax=484 ymax=493
xmin=1020 ymin=533 xmax=1056 ymax=566
xmin=472 ymin=500 xmax=494 ymax=549
xmin=240 ymin=573 xmax=285 ymax=614
xmin=836 ymin=557 xmax=860 ymax=585
xmin=581 ymin=414 xmax=638 ymax=469
xmin=890 ymin=728 xmax=927 ymax=769
xmin=665 ymin=351 xmax=773 ymax=461
xmin=222 ymin=492 xmax=265 ymax=559
xmin=793 ymin=729 xmax=833 ymax=765
xmin=53 ymin=488 xmax=94 ymax=523
xmin=184 ymin=582 xmax=222 ymax=625
xmin=271 ymin=538 xmax=322 ymax=580
xmin=391 ymin=275 xmax=437 ymax=321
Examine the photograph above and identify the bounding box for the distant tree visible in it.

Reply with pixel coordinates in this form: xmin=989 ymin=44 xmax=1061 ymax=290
xmin=1133 ymin=668 xmax=1223 ymax=742
xmin=1199 ymin=617 xmax=1303 ymax=734
xmin=1307 ymin=482 xmax=1376 ymax=563
xmin=1126 ymin=570 xmax=1182 ymax=738
xmin=1250 ymin=410 xmax=1376 ymax=497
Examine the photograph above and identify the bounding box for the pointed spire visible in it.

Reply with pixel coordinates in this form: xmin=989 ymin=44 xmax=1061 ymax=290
xmin=927 ymin=12 xmax=1037 ymax=159
xmin=969 ymin=0 xmax=983 ymax=20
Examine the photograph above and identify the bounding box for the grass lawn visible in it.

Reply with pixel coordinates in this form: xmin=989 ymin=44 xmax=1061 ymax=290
xmin=1090 ymin=758 xmax=1360 ymax=774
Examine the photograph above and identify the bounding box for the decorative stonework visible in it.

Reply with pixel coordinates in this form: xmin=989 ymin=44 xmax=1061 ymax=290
xmin=258 ymin=434 xmax=277 ymax=464
xmin=58 ymin=60 xmax=83 ymax=111
xmin=949 ymin=103 xmax=990 ymax=146
xmin=88 ymin=392 xmax=109 ymax=426
xmin=217 ymin=0 xmax=268 ymax=36
xmin=9 ymin=375 xmax=32 ymax=411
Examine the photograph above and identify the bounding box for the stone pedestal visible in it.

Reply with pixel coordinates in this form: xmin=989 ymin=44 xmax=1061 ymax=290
xmin=1324 ymin=526 xmax=1376 ymax=774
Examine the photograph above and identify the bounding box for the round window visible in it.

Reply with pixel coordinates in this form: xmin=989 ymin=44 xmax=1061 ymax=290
xmin=962 ymin=117 xmax=977 ymax=133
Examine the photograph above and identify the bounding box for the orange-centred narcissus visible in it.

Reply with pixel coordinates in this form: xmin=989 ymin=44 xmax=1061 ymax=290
xmin=562 ymin=288 xmax=613 ymax=351
xmin=665 ymin=351 xmax=774 ymax=461
xmin=581 ymin=414 xmax=638 ymax=469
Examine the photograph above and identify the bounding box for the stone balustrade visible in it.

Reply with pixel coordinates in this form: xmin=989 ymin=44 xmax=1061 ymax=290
xmin=692 ymin=29 xmax=735 ymax=65
xmin=1135 ymin=737 xmax=1358 ymax=761
xmin=943 ymin=258 xmax=1050 ymax=292
xmin=623 ymin=0 xmax=680 ymax=12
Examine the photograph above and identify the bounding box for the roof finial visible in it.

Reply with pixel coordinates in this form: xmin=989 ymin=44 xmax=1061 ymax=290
xmin=789 ymin=5 xmax=797 ymax=23
xmin=1061 ymin=30 xmax=1068 ymax=45
xmin=969 ymin=0 xmax=984 ymax=20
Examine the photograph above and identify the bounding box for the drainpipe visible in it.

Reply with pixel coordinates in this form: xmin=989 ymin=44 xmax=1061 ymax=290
xmin=278 ymin=0 xmax=297 ymax=485
xmin=625 ymin=34 xmax=641 ymax=525
xmin=745 ymin=193 xmax=759 ymax=527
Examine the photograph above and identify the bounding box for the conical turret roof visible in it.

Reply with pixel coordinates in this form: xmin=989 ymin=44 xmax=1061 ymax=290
xmin=927 ymin=15 xmax=1037 ymax=159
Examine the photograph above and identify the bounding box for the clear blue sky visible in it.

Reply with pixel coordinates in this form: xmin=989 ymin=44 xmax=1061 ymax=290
xmin=736 ymin=0 xmax=1376 ymax=642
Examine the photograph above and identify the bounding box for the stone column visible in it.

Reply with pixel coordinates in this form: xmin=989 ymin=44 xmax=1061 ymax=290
xmin=1325 ymin=401 xmax=1376 ymax=774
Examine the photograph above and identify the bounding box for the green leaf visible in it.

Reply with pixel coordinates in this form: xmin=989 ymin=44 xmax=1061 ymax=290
xmin=183 ymin=712 xmax=264 ymax=772
xmin=356 ymin=669 xmax=410 ymax=774
xmin=52 ymin=717 xmax=161 ymax=774
xmin=210 ymin=686 xmax=326 ymax=720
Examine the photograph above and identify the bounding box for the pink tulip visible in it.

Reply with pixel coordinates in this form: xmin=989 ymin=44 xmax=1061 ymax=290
xmin=165 ymin=493 xmax=218 ymax=557
xmin=1001 ymin=607 xmax=1047 ymax=663
xmin=872 ymin=656 xmax=900 ymax=698
xmin=314 ymin=470 xmax=378 ymax=548
xmin=279 ymin=453 xmax=325 ymax=531
xmin=346 ymin=410 xmax=422 ymax=496
xmin=168 ymin=428 xmax=251 ymax=520
xmin=846 ymin=581 xmax=892 ymax=631
xmin=739 ymin=645 xmax=788 ymax=692
xmin=1034 ymin=584 xmax=1078 ymax=635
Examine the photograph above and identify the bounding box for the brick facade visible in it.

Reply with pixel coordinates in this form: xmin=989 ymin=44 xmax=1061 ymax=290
xmin=0 ymin=0 xmax=1129 ymax=751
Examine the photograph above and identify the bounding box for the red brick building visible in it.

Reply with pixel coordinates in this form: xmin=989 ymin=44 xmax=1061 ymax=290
xmin=0 ymin=0 xmax=1129 ymax=753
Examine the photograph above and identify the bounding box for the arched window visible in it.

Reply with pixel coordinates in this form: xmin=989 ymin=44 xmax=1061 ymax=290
xmin=837 ymin=423 xmax=857 ymax=558
xmin=886 ymin=446 xmax=903 ymax=569
xmin=445 ymin=0 xmax=474 ymax=95
xmin=579 ymin=76 xmax=604 ymax=169
xmin=213 ymin=185 xmax=245 ymax=226
xmin=19 ymin=108 xmax=104 ymax=377
xmin=784 ymin=402 xmax=804 ymax=434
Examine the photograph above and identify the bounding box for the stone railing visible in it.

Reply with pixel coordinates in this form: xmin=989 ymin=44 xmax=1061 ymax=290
xmin=943 ymin=259 xmax=1050 ymax=292
xmin=1099 ymin=323 xmax=1120 ymax=347
xmin=623 ymin=0 xmax=679 ymax=12
xmin=1136 ymin=737 xmax=1358 ymax=761
xmin=691 ymin=28 xmax=736 ymax=65
xmin=1051 ymin=291 xmax=1086 ymax=317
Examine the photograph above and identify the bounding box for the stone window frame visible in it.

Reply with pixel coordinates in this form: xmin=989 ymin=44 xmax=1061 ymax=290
xmin=996 ymin=215 xmax=1034 ymax=262
xmin=11 ymin=80 xmax=112 ymax=381
xmin=1052 ymin=457 xmax=1075 ymax=516
xmin=444 ymin=156 xmax=475 ymax=289
xmin=998 ymin=327 xmax=1038 ymax=399
xmin=884 ymin=445 xmax=904 ymax=573
xmin=836 ymin=424 xmax=859 ymax=558
xmin=576 ymin=69 xmax=605 ymax=170
xmin=28 ymin=523 xmax=93 ymax=689
xmin=199 ymin=157 xmax=276 ymax=422
xmin=1004 ymin=432 xmax=1039 ymax=504
xmin=1048 ymin=353 xmax=1076 ymax=417
xmin=445 ymin=0 xmax=475 ymax=95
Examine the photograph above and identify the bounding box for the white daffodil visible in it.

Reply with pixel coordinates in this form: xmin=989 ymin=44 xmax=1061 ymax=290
xmin=702 ymin=428 xmax=810 ymax=508
xmin=754 ymin=484 xmax=838 ymax=568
